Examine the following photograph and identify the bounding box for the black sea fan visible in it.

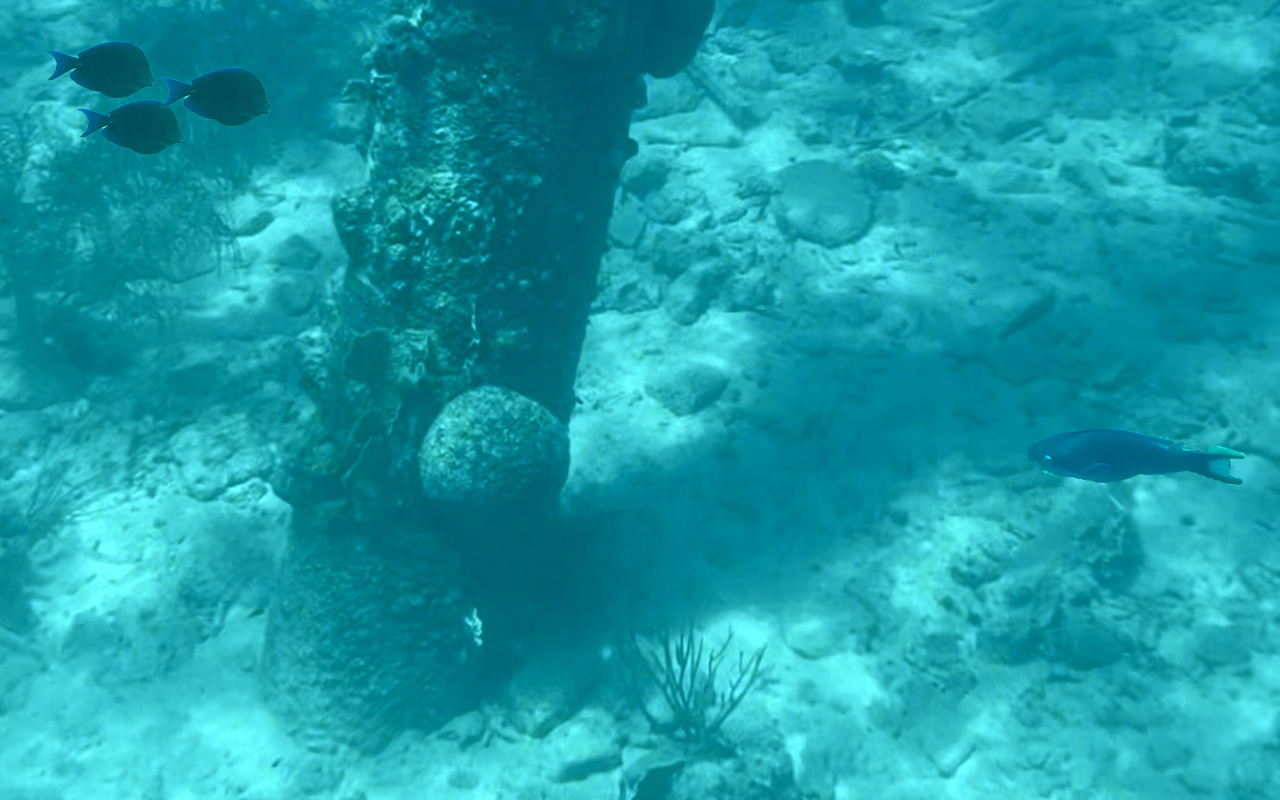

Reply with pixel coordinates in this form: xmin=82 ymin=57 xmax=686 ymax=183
xmin=0 ymin=461 xmax=78 ymax=542
xmin=621 ymin=626 xmax=770 ymax=751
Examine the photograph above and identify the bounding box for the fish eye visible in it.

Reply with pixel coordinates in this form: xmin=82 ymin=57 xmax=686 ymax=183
xmin=1042 ymin=455 xmax=1052 ymax=461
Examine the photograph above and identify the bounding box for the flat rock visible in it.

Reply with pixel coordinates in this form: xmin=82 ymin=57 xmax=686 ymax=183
xmin=774 ymin=160 xmax=876 ymax=248
xmin=645 ymin=362 xmax=730 ymax=416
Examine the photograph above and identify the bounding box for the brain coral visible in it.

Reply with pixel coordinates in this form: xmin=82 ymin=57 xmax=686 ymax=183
xmin=418 ymin=385 xmax=569 ymax=512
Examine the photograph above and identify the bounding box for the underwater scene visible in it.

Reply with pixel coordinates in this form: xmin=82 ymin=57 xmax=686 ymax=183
xmin=1 ymin=0 xmax=1278 ymax=797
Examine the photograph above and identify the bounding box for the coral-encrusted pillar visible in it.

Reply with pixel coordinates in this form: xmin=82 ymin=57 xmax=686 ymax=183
xmin=261 ymin=0 xmax=714 ymax=752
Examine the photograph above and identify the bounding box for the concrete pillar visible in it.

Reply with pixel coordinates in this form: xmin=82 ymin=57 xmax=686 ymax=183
xmin=261 ymin=0 xmax=714 ymax=752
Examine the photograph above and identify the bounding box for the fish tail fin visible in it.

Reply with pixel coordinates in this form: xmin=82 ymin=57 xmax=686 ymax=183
xmin=79 ymin=109 xmax=110 ymax=138
xmin=1199 ymin=445 xmax=1245 ymax=485
xmin=47 ymin=51 xmax=78 ymax=80
xmin=159 ymin=77 xmax=192 ymax=107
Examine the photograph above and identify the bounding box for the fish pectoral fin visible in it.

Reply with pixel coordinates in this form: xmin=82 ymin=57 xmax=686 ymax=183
xmin=1080 ymin=462 xmax=1112 ymax=479
xmin=1207 ymin=445 xmax=1245 ymax=458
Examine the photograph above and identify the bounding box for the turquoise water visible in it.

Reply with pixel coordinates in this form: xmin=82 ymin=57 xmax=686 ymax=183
xmin=0 ymin=1 xmax=1278 ymax=798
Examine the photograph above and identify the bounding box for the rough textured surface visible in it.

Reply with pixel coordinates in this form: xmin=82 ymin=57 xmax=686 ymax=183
xmin=419 ymin=386 xmax=569 ymax=511
xmin=261 ymin=503 xmax=475 ymax=753
xmin=286 ymin=0 xmax=706 ymax=502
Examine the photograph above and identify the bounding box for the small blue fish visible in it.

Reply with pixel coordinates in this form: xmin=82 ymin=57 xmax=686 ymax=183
xmin=160 ymin=68 xmax=270 ymax=127
xmin=1028 ymin=429 xmax=1245 ymax=485
xmin=80 ymin=100 xmax=182 ymax=155
xmin=47 ymin=42 xmax=154 ymax=99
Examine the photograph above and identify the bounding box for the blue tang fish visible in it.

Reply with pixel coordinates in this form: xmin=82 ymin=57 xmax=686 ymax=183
xmin=80 ymin=100 xmax=182 ymax=155
xmin=1028 ymin=429 xmax=1245 ymax=485
xmin=160 ymin=68 xmax=270 ymax=127
xmin=47 ymin=42 xmax=154 ymax=98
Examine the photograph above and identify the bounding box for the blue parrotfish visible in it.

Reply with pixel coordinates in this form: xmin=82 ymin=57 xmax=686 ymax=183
xmin=1028 ymin=429 xmax=1245 ymax=485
